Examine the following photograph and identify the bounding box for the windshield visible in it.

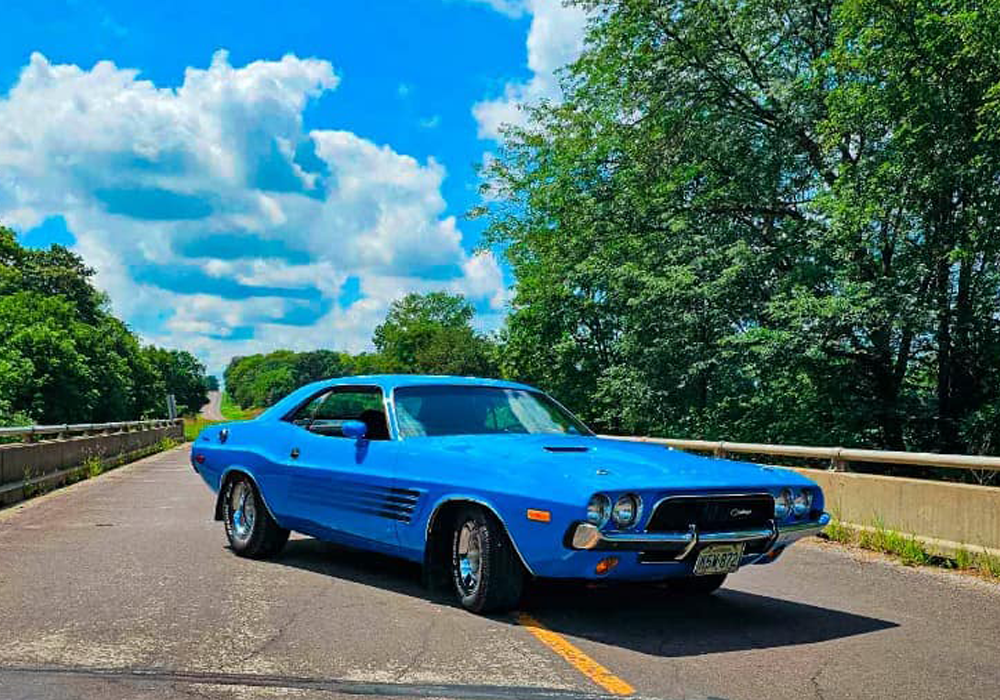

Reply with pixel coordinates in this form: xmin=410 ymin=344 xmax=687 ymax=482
xmin=393 ymin=385 xmax=592 ymax=438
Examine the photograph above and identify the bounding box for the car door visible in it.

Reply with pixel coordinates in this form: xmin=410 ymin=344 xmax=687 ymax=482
xmin=283 ymin=385 xmax=399 ymax=552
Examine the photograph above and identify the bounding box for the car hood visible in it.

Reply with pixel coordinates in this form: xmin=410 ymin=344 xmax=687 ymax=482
xmin=414 ymin=433 xmax=815 ymax=500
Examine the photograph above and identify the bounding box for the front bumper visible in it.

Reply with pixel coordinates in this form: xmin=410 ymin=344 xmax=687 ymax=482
xmin=567 ymin=512 xmax=831 ymax=559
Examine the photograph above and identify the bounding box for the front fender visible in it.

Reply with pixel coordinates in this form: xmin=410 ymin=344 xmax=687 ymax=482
xmin=423 ymin=493 xmax=543 ymax=576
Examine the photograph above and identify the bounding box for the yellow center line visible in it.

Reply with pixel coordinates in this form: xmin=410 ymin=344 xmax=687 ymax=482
xmin=515 ymin=612 xmax=636 ymax=697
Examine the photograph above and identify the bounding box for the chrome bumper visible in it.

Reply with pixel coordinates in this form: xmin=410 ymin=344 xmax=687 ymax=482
xmin=568 ymin=512 xmax=831 ymax=557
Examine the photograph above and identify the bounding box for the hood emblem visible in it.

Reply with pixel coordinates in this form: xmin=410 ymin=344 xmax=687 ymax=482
xmin=595 ymin=469 xmax=610 ymax=476
xmin=730 ymin=507 xmax=753 ymax=518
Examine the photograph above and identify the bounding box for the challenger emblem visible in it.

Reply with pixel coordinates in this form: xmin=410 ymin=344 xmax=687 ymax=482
xmin=730 ymin=507 xmax=753 ymax=518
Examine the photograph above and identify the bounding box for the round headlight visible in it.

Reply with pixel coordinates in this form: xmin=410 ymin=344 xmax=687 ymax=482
xmin=774 ymin=489 xmax=792 ymax=519
xmin=793 ymin=489 xmax=812 ymax=517
xmin=611 ymin=494 xmax=640 ymax=528
xmin=586 ymin=494 xmax=611 ymax=527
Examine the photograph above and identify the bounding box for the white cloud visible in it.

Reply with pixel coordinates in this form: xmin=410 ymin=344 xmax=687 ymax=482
xmin=0 ymin=52 xmax=508 ymax=373
xmin=472 ymin=0 xmax=588 ymax=139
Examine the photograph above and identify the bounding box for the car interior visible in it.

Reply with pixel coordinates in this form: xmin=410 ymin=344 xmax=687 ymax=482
xmin=290 ymin=388 xmax=391 ymax=440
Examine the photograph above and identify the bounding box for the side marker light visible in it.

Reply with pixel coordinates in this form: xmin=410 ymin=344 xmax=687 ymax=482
xmin=527 ymin=509 xmax=551 ymax=523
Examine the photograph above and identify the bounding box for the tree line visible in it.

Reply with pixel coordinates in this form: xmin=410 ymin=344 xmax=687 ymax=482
xmin=0 ymin=227 xmax=210 ymax=425
xmin=223 ymin=292 xmax=499 ymax=409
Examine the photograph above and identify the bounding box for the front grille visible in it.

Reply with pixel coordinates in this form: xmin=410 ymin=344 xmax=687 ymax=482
xmin=646 ymin=494 xmax=774 ymax=533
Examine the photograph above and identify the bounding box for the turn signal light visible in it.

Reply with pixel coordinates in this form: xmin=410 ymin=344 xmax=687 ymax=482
xmin=595 ymin=556 xmax=619 ymax=575
xmin=526 ymin=509 xmax=551 ymax=523
xmin=194 ymin=454 xmax=205 ymax=464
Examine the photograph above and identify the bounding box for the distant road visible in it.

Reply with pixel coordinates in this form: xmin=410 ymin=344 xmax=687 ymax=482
xmin=200 ymin=390 xmax=225 ymax=421
xmin=0 ymin=446 xmax=998 ymax=699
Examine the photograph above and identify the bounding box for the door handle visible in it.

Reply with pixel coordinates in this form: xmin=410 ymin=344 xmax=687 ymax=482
xmin=290 ymin=447 xmax=300 ymax=459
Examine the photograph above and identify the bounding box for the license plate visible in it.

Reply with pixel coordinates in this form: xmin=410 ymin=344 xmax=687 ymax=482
xmin=693 ymin=543 xmax=745 ymax=576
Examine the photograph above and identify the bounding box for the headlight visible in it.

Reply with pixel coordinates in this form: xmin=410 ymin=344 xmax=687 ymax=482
xmin=793 ymin=489 xmax=812 ymax=517
xmin=611 ymin=494 xmax=640 ymax=528
xmin=774 ymin=489 xmax=792 ymax=519
xmin=586 ymin=493 xmax=611 ymax=527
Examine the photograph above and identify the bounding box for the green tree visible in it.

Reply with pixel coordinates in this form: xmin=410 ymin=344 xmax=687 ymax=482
xmin=373 ymin=292 xmax=498 ymax=376
xmin=145 ymin=347 xmax=209 ymax=416
xmin=479 ymin=0 xmax=1000 ymax=451
xmin=221 ymin=294 xmax=500 ymax=409
xmin=0 ymin=292 xmax=96 ymax=423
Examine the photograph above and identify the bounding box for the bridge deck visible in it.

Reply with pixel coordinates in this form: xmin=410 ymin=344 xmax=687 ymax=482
xmin=0 ymin=446 xmax=997 ymax=700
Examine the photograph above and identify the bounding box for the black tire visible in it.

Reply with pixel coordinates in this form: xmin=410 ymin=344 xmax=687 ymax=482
xmin=669 ymin=573 xmax=727 ymax=596
xmin=450 ymin=505 xmax=524 ymax=613
xmin=222 ymin=475 xmax=289 ymax=559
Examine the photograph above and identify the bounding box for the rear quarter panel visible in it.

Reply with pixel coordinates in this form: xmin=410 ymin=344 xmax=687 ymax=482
xmin=192 ymin=419 xmax=297 ymax=526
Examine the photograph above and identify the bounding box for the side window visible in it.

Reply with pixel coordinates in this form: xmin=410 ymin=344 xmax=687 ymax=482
xmin=291 ymin=393 xmax=328 ymax=427
xmin=289 ymin=387 xmax=390 ymax=440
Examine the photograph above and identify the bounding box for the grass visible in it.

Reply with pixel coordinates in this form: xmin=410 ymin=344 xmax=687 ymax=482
xmin=184 ymin=416 xmax=220 ymax=441
xmin=820 ymin=515 xmax=1000 ymax=581
xmin=219 ymin=392 xmax=263 ymax=421
xmin=83 ymin=454 xmax=104 ymax=479
xmin=184 ymin=393 xmax=261 ymax=441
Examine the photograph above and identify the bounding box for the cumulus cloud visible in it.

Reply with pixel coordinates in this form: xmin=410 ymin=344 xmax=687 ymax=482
xmin=472 ymin=0 xmax=588 ymax=139
xmin=0 ymin=51 xmax=508 ymax=372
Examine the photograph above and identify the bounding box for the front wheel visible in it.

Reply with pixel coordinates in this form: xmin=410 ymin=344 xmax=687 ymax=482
xmin=222 ymin=475 xmax=289 ymax=559
xmin=669 ymin=573 xmax=727 ymax=596
xmin=451 ymin=506 xmax=524 ymax=613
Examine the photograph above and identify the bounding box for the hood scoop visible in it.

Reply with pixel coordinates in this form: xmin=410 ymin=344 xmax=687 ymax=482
xmin=543 ymin=445 xmax=590 ymax=453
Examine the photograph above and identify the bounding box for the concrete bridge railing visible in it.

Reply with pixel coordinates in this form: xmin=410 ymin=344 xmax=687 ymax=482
xmin=0 ymin=419 xmax=184 ymax=507
xmin=607 ymin=435 xmax=1000 ymax=557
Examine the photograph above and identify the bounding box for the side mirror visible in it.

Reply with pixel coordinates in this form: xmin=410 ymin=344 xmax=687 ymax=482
xmin=341 ymin=420 xmax=368 ymax=440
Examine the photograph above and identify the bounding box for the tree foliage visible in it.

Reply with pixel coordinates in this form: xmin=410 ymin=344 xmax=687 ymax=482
xmin=0 ymin=226 xmax=209 ymax=424
xmin=373 ymin=292 xmax=498 ymax=376
xmin=224 ymin=292 xmax=500 ymax=408
xmin=478 ymin=0 xmax=1000 ymax=452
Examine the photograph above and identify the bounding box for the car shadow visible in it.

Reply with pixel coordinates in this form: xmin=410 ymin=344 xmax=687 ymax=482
xmin=270 ymin=536 xmax=898 ymax=657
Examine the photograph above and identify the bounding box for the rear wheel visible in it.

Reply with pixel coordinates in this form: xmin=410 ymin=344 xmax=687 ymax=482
xmin=669 ymin=573 xmax=727 ymax=596
xmin=222 ymin=475 xmax=289 ymax=559
xmin=450 ymin=505 xmax=524 ymax=613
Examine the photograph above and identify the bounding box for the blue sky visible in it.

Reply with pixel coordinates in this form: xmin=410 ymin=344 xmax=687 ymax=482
xmin=0 ymin=0 xmax=586 ymax=375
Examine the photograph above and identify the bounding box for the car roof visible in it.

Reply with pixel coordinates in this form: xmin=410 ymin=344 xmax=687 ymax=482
xmin=257 ymin=374 xmax=540 ymax=421
xmin=319 ymin=374 xmax=537 ymax=392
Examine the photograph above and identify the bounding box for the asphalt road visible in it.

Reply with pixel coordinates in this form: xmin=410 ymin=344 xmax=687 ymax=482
xmin=1 ymin=446 xmax=998 ymax=700
xmin=201 ymin=391 xmax=225 ymax=421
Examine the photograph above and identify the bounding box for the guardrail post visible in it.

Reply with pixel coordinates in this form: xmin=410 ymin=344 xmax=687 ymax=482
xmin=713 ymin=442 xmax=728 ymax=459
xmin=830 ymin=448 xmax=849 ymax=472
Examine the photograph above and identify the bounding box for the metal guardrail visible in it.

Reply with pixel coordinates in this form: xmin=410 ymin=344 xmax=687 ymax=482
xmin=0 ymin=419 xmax=182 ymax=442
xmin=603 ymin=436 xmax=1000 ymax=473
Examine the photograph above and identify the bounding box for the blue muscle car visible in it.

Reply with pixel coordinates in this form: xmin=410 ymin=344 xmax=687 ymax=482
xmin=192 ymin=375 xmax=830 ymax=613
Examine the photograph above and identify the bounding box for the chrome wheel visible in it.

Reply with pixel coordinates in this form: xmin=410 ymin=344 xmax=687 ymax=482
xmin=229 ymin=480 xmax=256 ymax=545
xmin=456 ymin=520 xmax=483 ymax=596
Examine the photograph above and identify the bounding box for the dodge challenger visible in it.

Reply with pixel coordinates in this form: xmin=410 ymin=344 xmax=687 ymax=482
xmin=192 ymin=375 xmax=830 ymax=613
